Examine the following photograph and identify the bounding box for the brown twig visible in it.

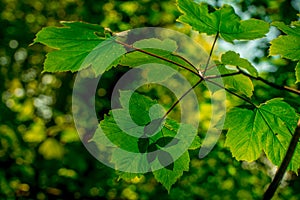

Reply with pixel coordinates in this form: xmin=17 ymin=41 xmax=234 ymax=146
xmin=202 ymin=32 xmax=219 ymax=75
xmin=205 ymin=71 xmax=242 ymax=79
xmin=162 ymin=78 xmax=204 ymax=119
xmin=205 ymin=79 xmax=257 ymax=107
xmin=206 ymin=68 xmax=300 ymax=96
xmin=236 ymin=67 xmax=300 ymax=96
xmin=115 ymin=40 xmax=201 ymax=77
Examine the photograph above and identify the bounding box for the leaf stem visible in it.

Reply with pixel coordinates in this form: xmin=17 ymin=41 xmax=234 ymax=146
xmin=205 ymin=79 xmax=257 ymax=107
xmin=162 ymin=78 xmax=204 ymax=119
xmin=206 ymin=68 xmax=300 ymax=96
xmin=236 ymin=67 xmax=300 ymax=96
xmin=205 ymin=72 xmax=242 ymax=79
xmin=115 ymin=39 xmax=201 ymax=77
xmin=202 ymin=32 xmax=219 ymax=75
xmin=263 ymin=120 xmax=300 ymax=200
xmin=204 ymin=64 xmax=218 ymax=72
xmin=173 ymin=53 xmax=200 ymax=73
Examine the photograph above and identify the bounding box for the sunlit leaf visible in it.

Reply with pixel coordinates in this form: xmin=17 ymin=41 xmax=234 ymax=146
xmin=270 ymin=21 xmax=300 ymax=61
xmin=224 ymin=107 xmax=262 ymax=161
xmin=188 ymin=135 xmax=201 ymax=150
xmin=270 ymin=21 xmax=300 ymax=85
xmin=177 ymin=0 xmax=269 ymax=43
xmin=92 ymin=90 xmax=197 ymax=190
xmin=221 ymin=51 xmax=258 ymax=77
xmin=153 ymin=151 xmax=189 ymax=192
xmin=224 ymin=99 xmax=300 ymax=172
xmin=271 ymin=21 xmax=300 ymax=37
xmin=34 ymin=21 xmax=125 ymax=74
xmin=270 ymin=36 xmax=300 ymax=61
xmin=120 ymin=91 xmax=164 ymax=126
xmin=218 ymin=64 xmax=254 ymax=98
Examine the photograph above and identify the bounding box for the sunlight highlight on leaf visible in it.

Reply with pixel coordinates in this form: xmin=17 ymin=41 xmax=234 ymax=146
xmin=177 ymin=0 xmax=269 ymax=43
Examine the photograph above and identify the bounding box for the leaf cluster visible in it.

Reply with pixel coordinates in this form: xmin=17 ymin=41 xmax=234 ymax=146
xmin=33 ymin=0 xmax=300 ymax=193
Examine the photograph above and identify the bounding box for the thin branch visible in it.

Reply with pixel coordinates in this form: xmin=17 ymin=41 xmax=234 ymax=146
xmin=163 ymin=78 xmax=204 ymax=119
xmin=237 ymin=67 xmax=300 ymax=96
xmin=206 ymin=67 xmax=300 ymax=96
xmin=205 ymin=79 xmax=257 ymax=107
xmin=115 ymin=40 xmax=201 ymax=77
xmin=205 ymin=72 xmax=242 ymax=79
xmin=204 ymin=64 xmax=218 ymax=72
xmin=202 ymin=32 xmax=219 ymax=75
xmin=173 ymin=53 xmax=200 ymax=73
xmin=263 ymin=120 xmax=300 ymax=200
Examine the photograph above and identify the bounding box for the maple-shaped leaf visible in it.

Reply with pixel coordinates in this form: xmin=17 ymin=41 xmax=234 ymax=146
xmin=177 ymin=0 xmax=269 ymax=43
xmin=34 ymin=21 xmax=125 ymax=74
xmin=224 ymin=107 xmax=262 ymax=161
xmin=218 ymin=64 xmax=254 ymax=98
xmin=270 ymin=21 xmax=300 ymax=83
xmin=92 ymin=91 xmax=198 ymax=190
xmin=224 ymin=98 xmax=300 ymax=172
xmin=270 ymin=21 xmax=300 ymax=61
xmin=221 ymin=51 xmax=258 ymax=77
xmin=153 ymin=151 xmax=189 ymax=192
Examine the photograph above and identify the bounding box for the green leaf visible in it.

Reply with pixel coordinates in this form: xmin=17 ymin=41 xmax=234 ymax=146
xmin=224 ymin=107 xmax=262 ymax=161
xmin=270 ymin=21 xmax=300 ymax=61
xmin=92 ymin=90 xmax=197 ymax=189
xmin=98 ymin=111 xmax=141 ymax=152
xmin=296 ymin=61 xmax=300 ymax=83
xmin=218 ymin=64 xmax=254 ymax=98
xmin=153 ymin=151 xmax=189 ymax=192
xmin=34 ymin=21 xmax=125 ymax=74
xmin=258 ymin=99 xmax=300 ymax=171
xmin=111 ymin=149 xmax=151 ymax=173
xmin=133 ymin=38 xmax=177 ymax=52
xmin=81 ymin=38 xmax=126 ymax=75
xmin=177 ymin=0 xmax=269 ymax=43
xmin=161 ymin=119 xmax=197 ymax=152
xmin=120 ymin=49 xmax=197 ymax=75
xmin=120 ymin=91 xmax=164 ymax=126
xmin=224 ymin=99 xmax=300 ymax=172
xmin=120 ymin=38 xmax=197 ymax=79
xmin=270 ymin=35 xmax=300 ymax=61
xmin=270 ymin=21 xmax=300 ymax=83
xmin=272 ymin=21 xmax=300 ymax=37
xmin=188 ymin=135 xmax=201 ymax=150
xmin=221 ymin=51 xmax=258 ymax=77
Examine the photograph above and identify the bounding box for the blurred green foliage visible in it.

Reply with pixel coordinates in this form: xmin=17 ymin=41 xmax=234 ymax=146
xmin=0 ymin=0 xmax=300 ymax=199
